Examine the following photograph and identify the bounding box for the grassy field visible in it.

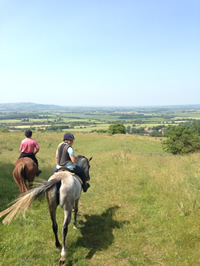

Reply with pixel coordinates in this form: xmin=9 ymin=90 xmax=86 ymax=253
xmin=1 ymin=132 xmax=200 ymax=265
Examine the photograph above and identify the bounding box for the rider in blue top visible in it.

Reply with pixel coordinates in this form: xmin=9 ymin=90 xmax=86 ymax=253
xmin=55 ymin=133 xmax=90 ymax=192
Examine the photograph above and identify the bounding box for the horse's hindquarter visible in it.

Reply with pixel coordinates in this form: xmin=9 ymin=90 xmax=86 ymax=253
xmin=15 ymin=158 xmax=37 ymax=177
xmin=48 ymin=172 xmax=82 ymax=209
xmin=13 ymin=157 xmax=37 ymax=193
xmin=72 ymin=175 xmax=82 ymax=199
xmin=60 ymin=174 xmax=82 ymax=207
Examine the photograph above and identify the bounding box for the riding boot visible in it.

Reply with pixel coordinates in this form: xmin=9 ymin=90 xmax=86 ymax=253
xmin=82 ymin=182 xmax=90 ymax=192
xmin=36 ymin=169 xmax=42 ymax=176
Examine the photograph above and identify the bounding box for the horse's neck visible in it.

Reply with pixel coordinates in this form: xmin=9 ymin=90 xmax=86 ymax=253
xmin=76 ymin=155 xmax=84 ymax=167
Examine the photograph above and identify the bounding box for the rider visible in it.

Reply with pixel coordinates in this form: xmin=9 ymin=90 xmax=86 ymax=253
xmin=55 ymin=133 xmax=90 ymax=192
xmin=19 ymin=129 xmax=42 ymax=176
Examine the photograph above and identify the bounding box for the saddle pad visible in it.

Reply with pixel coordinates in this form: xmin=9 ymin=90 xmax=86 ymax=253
xmin=57 ymin=168 xmax=83 ymax=185
xmin=72 ymin=173 xmax=83 ymax=185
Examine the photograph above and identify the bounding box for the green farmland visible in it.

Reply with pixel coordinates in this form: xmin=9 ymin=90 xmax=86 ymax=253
xmin=1 ymin=104 xmax=200 ymax=135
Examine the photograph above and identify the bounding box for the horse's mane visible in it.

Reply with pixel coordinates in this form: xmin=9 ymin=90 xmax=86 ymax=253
xmin=76 ymin=155 xmax=92 ymax=163
xmin=76 ymin=155 xmax=88 ymax=161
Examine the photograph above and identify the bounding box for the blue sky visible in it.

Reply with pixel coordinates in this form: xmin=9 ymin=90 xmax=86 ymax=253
xmin=0 ymin=0 xmax=199 ymax=107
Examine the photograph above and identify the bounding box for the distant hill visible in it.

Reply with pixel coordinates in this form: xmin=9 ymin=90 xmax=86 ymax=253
xmin=0 ymin=102 xmax=200 ymax=112
xmin=0 ymin=103 xmax=113 ymax=112
xmin=0 ymin=102 xmax=65 ymax=111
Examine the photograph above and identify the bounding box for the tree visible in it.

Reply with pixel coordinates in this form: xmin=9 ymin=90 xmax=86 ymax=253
xmin=108 ymin=124 xmax=126 ymax=134
xmin=190 ymin=120 xmax=200 ymax=135
xmin=126 ymin=125 xmax=131 ymax=134
xmin=162 ymin=124 xmax=200 ymax=154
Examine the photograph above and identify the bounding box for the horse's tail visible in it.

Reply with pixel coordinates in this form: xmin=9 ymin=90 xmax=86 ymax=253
xmin=13 ymin=163 xmax=27 ymax=193
xmin=0 ymin=177 xmax=61 ymax=225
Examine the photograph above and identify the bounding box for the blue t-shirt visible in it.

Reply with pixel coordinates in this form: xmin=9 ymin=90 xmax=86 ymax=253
xmin=67 ymin=146 xmax=74 ymax=156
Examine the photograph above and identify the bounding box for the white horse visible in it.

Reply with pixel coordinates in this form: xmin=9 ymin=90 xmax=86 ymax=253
xmin=0 ymin=155 xmax=92 ymax=265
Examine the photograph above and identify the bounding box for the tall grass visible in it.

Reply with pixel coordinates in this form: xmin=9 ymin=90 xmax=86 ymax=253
xmin=1 ymin=132 xmax=200 ymax=265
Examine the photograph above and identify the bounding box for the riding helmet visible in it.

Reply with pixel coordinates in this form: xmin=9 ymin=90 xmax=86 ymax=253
xmin=25 ymin=129 xmax=32 ymax=138
xmin=63 ymin=133 xmax=75 ymax=141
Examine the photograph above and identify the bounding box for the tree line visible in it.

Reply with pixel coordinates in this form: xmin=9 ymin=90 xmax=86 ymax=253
xmin=107 ymin=121 xmax=200 ymax=155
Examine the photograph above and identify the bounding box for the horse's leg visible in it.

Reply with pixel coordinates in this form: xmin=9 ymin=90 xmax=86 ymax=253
xmin=60 ymin=209 xmax=72 ymax=265
xmin=13 ymin=169 xmax=27 ymax=194
xmin=73 ymin=199 xmax=79 ymax=229
xmin=27 ymin=174 xmax=35 ymax=190
xmin=46 ymin=186 xmax=61 ymax=248
xmin=28 ymin=181 xmax=33 ymax=190
xmin=20 ymin=181 xmax=28 ymax=194
xmin=51 ymin=207 xmax=60 ymax=248
xmin=24 ymin=162 xmax=37 ymax=191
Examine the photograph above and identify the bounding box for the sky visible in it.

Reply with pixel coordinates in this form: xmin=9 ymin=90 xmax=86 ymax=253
xmin=0 ymin=0 xmax=200 ymax=107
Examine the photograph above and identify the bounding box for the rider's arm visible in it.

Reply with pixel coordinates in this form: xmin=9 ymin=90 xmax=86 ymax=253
xmin=69 ymin=155 xmax=77 ymax=164
xmin=33 ymin=140 xmax=40 ymax=155
xmin=68 ymin=147 xmax=77 ymax=164
xmin=34 ymin=149 xmax=39 ymax=155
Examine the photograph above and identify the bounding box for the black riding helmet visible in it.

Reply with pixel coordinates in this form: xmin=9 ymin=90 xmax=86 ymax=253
xmin=63 ymin=133 xmax=75 ymax=141
xmin=25 ymin=129 xmax=32 ymax=138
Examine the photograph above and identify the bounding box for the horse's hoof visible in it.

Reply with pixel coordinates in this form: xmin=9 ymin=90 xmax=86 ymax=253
xmin=56 ymin=242 xmax=61 ymax=249
xmin=59 ymin=256 xmax=65 ymax=265
xmin=73 ymin=225 xmax=77 ymax=229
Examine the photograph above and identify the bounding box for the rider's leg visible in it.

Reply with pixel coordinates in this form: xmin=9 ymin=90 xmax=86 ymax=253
xmin=71 ymin=165 xmax=90 ymax=192
xmin=32 ymin=154 xmax=42 ymax=176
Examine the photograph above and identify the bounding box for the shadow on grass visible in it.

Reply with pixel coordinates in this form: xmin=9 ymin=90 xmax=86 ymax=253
xmin=0 ymin=162 xmax=18 ymax=210
xmin=67 ymin=206 xmax=128 ymax=264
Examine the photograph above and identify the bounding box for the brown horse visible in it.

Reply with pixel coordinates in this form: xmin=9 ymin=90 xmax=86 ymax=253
xmin=13 ymin=157 xmax=38 ymax=194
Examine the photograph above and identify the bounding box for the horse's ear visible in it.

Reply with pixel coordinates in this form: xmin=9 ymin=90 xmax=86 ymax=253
xmin=89 ymin=157 xmax=93 ymax=161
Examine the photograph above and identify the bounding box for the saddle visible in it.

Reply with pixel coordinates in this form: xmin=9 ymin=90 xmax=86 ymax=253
xmin=57 ymin=167 xmax=83 ymax=185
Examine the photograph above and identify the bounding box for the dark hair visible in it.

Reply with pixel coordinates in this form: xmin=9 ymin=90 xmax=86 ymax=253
xmin=25 ymin=130 xmax=32 ymax=138
xmin=63 ymin=133 xmax=75 ymax=141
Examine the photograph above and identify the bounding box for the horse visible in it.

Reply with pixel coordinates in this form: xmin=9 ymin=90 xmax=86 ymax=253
xmin=0 ymin=155 xmax=92 ymax=265
xmin=13 ymin=157 xmax=38 ymax=194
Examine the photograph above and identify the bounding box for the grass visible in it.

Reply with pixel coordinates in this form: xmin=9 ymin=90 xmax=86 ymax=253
xmin=1 ymin=132 xmax=200 ymax=265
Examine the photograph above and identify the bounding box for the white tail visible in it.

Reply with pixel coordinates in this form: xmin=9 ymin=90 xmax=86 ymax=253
xmin=0 ymin=191 xmax=35 ymax=224
xmin=0 ymin=178 xmax=62 ymax=224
